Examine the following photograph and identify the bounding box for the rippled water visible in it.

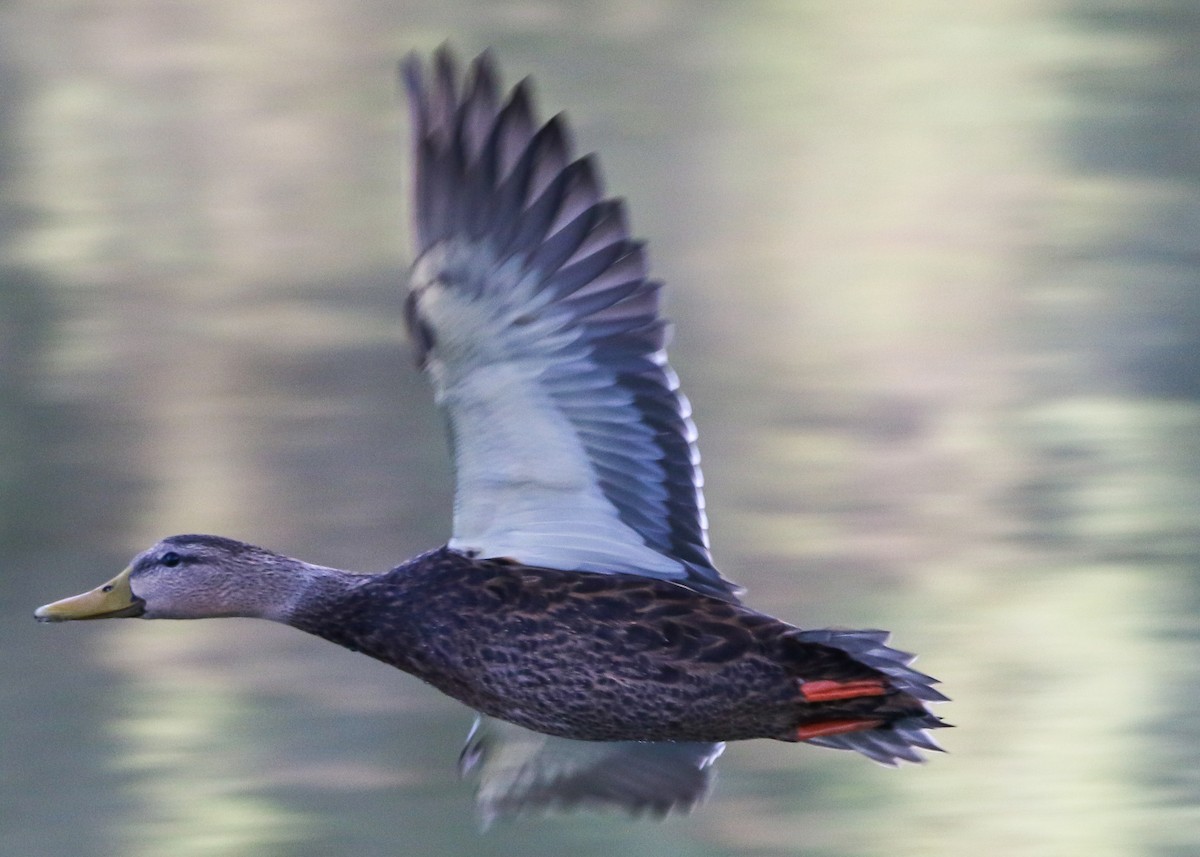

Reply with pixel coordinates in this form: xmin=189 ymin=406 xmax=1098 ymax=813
xmin=5 ymin=2 xmax=1200 ymax=856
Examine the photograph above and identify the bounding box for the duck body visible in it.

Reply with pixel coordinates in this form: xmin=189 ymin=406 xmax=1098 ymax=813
xmin=287 ymin=546 xmax=940 ymax=748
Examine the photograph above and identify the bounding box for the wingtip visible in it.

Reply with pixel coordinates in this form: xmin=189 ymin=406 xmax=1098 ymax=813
xmin=433 ymin=41 xmax=458 ymax=79
xmin=506 ymin=76 xmax=539 ymax=128
xmin=462 ymin=717 xmax=721 ymax=825
xmin=539 ymin=112 xmax=572 ymax=158
xmin=468 ymin=46 xmax=499 ymax=80
xmin=399 ymin=51 xmax=421 ymax=93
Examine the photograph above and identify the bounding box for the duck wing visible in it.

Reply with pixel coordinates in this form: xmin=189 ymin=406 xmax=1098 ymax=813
xmin=401 ymin=47 xmax=739 ymax=602
xmin=460 ymin=715 xmax=722 ymax=826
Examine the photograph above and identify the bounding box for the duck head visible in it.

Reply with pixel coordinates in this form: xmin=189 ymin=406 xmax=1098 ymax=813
xmin=34 ymin=535 xmax=305 ymax=622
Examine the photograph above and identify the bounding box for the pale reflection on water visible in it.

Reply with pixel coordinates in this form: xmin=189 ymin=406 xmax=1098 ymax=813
xmin=5 ymin=2 xmax=1200 ymax=856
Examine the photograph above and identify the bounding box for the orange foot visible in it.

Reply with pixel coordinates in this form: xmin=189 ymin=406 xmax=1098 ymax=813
xmin=798 ymin=678 xmax=889 ymax=703
xmin=794 ymin=718 xmax=886 ymax=741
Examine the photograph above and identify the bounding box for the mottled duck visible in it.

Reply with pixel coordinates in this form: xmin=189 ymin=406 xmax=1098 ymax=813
xmin=36 ymin=47 xmax=947 ymax=822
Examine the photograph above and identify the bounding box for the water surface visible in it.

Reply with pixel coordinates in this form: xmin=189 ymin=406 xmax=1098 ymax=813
xmin=4 ymin=2 xmax=1200 ymax=855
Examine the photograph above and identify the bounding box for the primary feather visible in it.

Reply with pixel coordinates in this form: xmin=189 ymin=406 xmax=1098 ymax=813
xmin=402 ymin=49 xmax=737 ymax=601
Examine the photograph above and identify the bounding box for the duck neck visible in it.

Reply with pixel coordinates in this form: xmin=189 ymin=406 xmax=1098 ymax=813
xmin=280 ymin=564 xmax=370 ymax=639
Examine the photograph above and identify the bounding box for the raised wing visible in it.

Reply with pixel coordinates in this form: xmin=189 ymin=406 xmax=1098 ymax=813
xmin=402 ymin=47 xmax=739 ymax=601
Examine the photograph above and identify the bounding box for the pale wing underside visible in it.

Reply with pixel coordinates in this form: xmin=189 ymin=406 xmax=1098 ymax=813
xmin=460 ymin=715 xmax=723 ymax=825
xmin=403 ymin=48 xmax=738 ymax=600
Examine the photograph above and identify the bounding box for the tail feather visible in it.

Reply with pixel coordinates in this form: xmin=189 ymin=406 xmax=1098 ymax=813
xmin=805 ymin=715 xmax=946 ymax=765
xmin=793 ymin=628 xmax=949 ymax=765
xmin=796 ymin=628 xmax=950 ymax=702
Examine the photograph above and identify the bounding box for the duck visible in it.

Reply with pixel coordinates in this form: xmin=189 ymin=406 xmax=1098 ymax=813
xmin=35 ymin=46 xmax=947 ymax=822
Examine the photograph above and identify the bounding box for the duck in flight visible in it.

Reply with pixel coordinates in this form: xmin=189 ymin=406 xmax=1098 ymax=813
xmin=36 ymin=47 xmax=947 ymax=822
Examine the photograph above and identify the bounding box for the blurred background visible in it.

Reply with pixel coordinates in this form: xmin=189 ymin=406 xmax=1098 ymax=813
xmin=4 ymin=1 xmax=1200 ymax=855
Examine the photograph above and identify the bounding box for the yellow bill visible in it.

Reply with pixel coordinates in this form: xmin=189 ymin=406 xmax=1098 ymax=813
xmin=34 ymin=566 xmax=145 ymax=622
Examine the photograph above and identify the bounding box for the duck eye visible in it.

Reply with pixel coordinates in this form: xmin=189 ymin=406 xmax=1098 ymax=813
xmin=160 ymin=551 xmax=182 ymax=568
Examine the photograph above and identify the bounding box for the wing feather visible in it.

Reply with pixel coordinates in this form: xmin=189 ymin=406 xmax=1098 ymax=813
xmin=461 ymin=716 xmax=722 ymax=825
xmin=402 ymin=47 xmax=739 ymax=600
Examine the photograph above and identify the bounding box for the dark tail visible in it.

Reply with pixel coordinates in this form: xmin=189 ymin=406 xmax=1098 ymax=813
xmin=786 ymin=628 xmax=949 ymax=765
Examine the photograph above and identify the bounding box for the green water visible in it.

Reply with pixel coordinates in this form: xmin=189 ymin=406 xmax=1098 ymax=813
xmin=5 ymin=2 xmax=1200 ymax=855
